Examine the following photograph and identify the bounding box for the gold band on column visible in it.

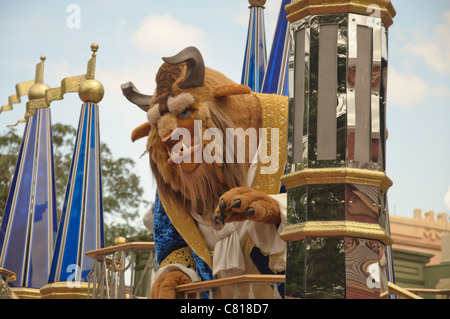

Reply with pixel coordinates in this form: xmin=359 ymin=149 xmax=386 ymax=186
xmin=285 ymin=0 xmax=396 ymax=27
xmin=40 ymin=282 xmax=90 ymax=299
xmin=9 ymin=287 xmax=41 ymax=299
xmin=281 ymin=168 xmax=393 ymax=192
xmin=280 ymin=220 xmax=394 ymax=245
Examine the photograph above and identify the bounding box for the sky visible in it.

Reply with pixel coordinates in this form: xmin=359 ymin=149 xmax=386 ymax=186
xmin=0 ymin=0 xmax=449 ymax=222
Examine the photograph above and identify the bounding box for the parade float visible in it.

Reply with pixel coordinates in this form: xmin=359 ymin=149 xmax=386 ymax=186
xmin=1 ymin=0 xmax=449 ymax=300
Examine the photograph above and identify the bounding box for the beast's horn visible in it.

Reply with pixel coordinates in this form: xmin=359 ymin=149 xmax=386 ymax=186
xmin=121 ymin=81 xmax=153 ymax=112
xmin=162 ymin=46 xmax=205 ymax=89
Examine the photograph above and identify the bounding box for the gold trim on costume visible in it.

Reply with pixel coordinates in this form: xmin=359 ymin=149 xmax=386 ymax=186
xmin=280 ymin=168 xmax=393 ymax=192
xmin=285 ymin=0 xmax=396 ymax=27
xmin=160 ymin=246 xmax=196 ymax=269
xmin=252 ymin=93 xmax=288 ymax=195
xmin=158 ymin=195 xmax=213 ymax=268
xmin=280 ymin=220 xmax=394 ymax=245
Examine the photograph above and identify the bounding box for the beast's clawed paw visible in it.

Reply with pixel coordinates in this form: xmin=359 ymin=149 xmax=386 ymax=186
xmin=212 ymin=187 xmax=280 ymax=229
xmin=150 ymin=270 xmax=192 ymax=299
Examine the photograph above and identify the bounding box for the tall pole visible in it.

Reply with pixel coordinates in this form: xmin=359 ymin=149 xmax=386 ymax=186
xmin=280 ymin=0 xmax=396 ymax=299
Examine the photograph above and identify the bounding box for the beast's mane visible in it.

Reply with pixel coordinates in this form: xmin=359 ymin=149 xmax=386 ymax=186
xmin=149 ymin=101 xmax=248 ymax=216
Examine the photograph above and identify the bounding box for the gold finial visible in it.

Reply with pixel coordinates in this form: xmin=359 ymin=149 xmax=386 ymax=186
xmin=249 ymin=0 xmax=266 ymax=7
xmin=115 ymin=237 xmax=128 ymax=245
xmin=4 ymin=55 xmax=50 ymax=126
xmin=27 ymin=42 xmax=104 ymax=110
xmin=79 ymin=43 xmax=104 ymax=103
xmin=28 ymin=83 xmax=50 ymax=100
xmin=28 ymin=56 xmax=50 ymax=100
xmin=91 ymin=43 xmax=99 ymax=57
xmin=78 ymin=79 xmax=104 ymax=103
xmin=86 ymin=43 xmax=98 ymax=79
xmin=7 ymin=42 xmax=105 ymax=124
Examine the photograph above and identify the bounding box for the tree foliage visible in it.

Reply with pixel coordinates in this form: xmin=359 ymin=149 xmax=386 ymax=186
xmin=0 ymin=123 xmax=152 ymax=247
xmin=0 ymin=128 xmax=21 ymax=212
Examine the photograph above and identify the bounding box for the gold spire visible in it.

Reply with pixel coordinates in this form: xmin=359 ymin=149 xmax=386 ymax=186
xmin=3 ymin=43 xmax=104 ymax=127
xmin=86 ymin=43 xmax=98 ymax=80
xmin=26 ymin=42 xmax=104 ymax=111
xmin=78 ymin=43 xmax=104 ymax=103
xmin=5 ymin=56 xmax=50 ymax=126
xmin=28 ymin=55 xmax=50 ymax=100
xmin=285 ymin=0 xmax=396 ymax=27
xmin=0 ymin=56 xmax=48 ymax=118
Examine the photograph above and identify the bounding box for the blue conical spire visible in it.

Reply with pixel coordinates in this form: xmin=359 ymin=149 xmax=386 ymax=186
xmin=0 ymin=57 xmax=57 ymax=289
xmin=48 ymin=45 xmax=105 ymax=284
xmin=241 ymin=0 xmax=268 ymax=93
xmin=261 ymin=0 xmax=292 ymax=96
xmin=48 ymin=101 xmax=104 ymax=283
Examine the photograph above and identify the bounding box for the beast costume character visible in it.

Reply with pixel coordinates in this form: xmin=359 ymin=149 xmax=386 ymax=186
xmin=122 ymin=47 xmax=288 ymax=299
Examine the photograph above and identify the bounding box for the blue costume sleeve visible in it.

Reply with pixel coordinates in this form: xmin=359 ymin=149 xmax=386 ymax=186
xmin=153 ymin=191 xmax=214 ymax=288
xmin=153 ymin=192 xmax=189 ymax=265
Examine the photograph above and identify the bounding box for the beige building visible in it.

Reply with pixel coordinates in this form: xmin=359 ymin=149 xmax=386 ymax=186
xmin=390 ymin=209 xmax=449 ymax=265
xmin=390 ymin=209 xmax=450 ymax=297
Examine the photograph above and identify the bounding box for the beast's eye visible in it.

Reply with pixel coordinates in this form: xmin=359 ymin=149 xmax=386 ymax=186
xmin=180 ymin=109 xmax=191 ymax=117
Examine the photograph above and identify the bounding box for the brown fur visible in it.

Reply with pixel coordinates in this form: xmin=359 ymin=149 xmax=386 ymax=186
xmin=131 ymin=122 xmax=151 ymax=143
xmin=154 ymin=63 xmax=182 ymax=114
xmin=150 ymin=270 xmax=191 ymax=299
xmin=215 ymin=187 xmax=281 ymax=225
xmin=146 ymin=63 xmax=261 ymax=215
xmin=148 ymin=99 xmax=248 ymax=214
xmin=214 ymin=83 xmax=252 ymax=98
xmin=139 ymin=59 xmax=282 ymax=299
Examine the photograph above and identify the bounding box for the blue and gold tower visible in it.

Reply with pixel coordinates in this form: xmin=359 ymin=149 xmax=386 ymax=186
xmin=241 ymin=0 xmax=268 ymax=93
xmin=261 ymin=0 xmax=292 ymax=96
xmin=0 ymin=56 xmax=57 ymax=293
xmin=47 ymin=44 xmax=105 ymax=287
xmin=281 ymin=0 xmax=397 ymax=299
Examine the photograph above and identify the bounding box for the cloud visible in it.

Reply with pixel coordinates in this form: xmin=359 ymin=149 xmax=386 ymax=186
xmin=387 ymin=10 xmax=450 ymax=109
xmin=403 ymin=10 xmax=450 ymax=75
xmin=445 ymin=185 xmax=450 ymax=211
xmin=388 ymin=67 xmax=450 ymax=108
xmin=132 ymin=14 xmax=206 ymax=56
xmin=115 ymin=19 xmax=127 ymax=37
